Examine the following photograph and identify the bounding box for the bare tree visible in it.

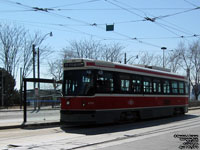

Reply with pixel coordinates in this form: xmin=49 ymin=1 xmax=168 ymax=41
xmin=132 ymin=50 xmax=182 ymax=73
xmin=0 ymin=24 xmax=26 ymax=78
xmin=0 ymin=24 xmax=50 ymax=80
xmin=137 ymin=52 xmax=156 ymax=66
xmin=166 ymin=50 xmax=182 ymax=73
xmin=62 ymin=39 xmax=124 ymax=62
xmin=48 ymin=59 xmax=63 ymax=81
xmin=101 ymin=43 xmax=124 ymax=62
xmin=176 ymin=41 xmax=200 ymax=100
xmin=63 ymin=39 xmax=102 ymax=60
xmin=21 ymin=32 xmax=50 ymax=78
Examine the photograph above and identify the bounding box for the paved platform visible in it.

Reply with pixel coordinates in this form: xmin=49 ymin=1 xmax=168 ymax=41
xmin=0 ymin=108 xmax=60 ymax=129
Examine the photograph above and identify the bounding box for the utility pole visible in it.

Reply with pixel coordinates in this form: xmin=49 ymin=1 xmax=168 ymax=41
xmin=37 ymin=47 xmax=40 ymax=109
xmin=33 ymin=44 xmax=36 ymax=81
xmin=20 ymin=67 xmax=22 ymax=109
xmin=187 ymin=68 xmax=190 ymax=99
xmin=32 ymin=44 xmax=36 ymax=110
xmin=37 ymin=47 xmax=40 ymax=86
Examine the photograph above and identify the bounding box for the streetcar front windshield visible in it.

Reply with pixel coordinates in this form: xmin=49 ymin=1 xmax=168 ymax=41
xmin=63 ymin=70 xmax=94 ymax=96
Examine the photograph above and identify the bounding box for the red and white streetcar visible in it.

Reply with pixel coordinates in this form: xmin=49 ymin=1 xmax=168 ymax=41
xmin=60 ymin=59 xmax=189 ymax=124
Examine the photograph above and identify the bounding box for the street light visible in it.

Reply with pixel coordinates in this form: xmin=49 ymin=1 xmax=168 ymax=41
xmin=32 ymin=32 xmax=53 ymax=110
xmin=161 ymin=47 xmax=167 ymax=68
xmin=37 ymin=32 xmax=53 ymax=81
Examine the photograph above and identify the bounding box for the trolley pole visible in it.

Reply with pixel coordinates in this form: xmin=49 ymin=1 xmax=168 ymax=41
xmin=124 ymin=53 xmax=127 ymax=64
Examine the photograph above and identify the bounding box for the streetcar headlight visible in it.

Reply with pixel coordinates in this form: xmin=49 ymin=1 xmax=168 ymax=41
xmin=66 ymin=101 xmax=70 ymax=105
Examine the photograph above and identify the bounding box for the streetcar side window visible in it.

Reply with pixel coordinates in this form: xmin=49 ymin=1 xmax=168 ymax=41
xmin=96 ymin=71 xmax=114 ymax=93
xmin=163 ymin=80 xmax=170 ymax=94
xmin=153 ymin=79 xmax=162 ymax=94
xmin=132 ymin=76 xmax=142 ymax=93
xmin=179 ymin=81 xmax=184 ymax=94
xmin=143 ymin=77 xmax=152 ymax=93
xmin=119 ymin=74 xmax=130 ymax=93
xmin=172 ymin=81 xmax=178 ymax=94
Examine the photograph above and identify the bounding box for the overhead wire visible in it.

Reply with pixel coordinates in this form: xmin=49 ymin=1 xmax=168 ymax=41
xmin=1 ymin=0 xmax=200 ymax=48
xmin=105 ymin=0 xmax=183 ymax=37
xmin=2 ymin=16 xmax=200 ymax=42
xmin=55 ymin=7 xmax=194 ymax=11
xmin=0 ymin=10 xmax=33 ymax=13
xmin=155 ymin=22 xmax=193 ymax=36
xmin=105 ymin=0 xmax=199 ymax=39
xmin=183 ymin=0 xmax=199 ymax=7
xmin=104 ymin=0 xmax=144 ymax=18
xmin=49 ymin=0 xmax=101 ymax=9
xmin=154 ymin=7 xmax=200 ymax=20
xmin=10 ymin=0 xmax=162 ymax=48
xmin=0 ymin=0 xmax=33 ymax=9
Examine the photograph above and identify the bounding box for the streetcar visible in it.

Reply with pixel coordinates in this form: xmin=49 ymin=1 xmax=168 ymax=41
xmin=60 ymin=58 xmax=188 ymax=125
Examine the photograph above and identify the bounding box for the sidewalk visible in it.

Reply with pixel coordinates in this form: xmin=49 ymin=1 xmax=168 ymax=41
xmin=0 ymin=107 xmax=199 ymax=130
xmin=0 ymin=108 xmax=60 ymax=130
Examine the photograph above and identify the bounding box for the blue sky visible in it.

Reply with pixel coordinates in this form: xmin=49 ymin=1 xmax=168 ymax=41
xmin=0 ymin=0 xmax=200 ymax=88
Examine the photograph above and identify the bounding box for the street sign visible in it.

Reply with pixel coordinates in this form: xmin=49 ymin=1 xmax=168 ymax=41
xmin=106 ymin=24 xmax=114 ymax=31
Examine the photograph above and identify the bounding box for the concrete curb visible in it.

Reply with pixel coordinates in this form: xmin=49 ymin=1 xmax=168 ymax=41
xmin=188 ymin=107 xmax=200 ymax=110
xmin=0 ymin=108 xmax=60 ymax=113
xmin=0 ymin=122 xmax=60 ymax=130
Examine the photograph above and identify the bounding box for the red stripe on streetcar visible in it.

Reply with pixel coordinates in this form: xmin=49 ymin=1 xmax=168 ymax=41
xmin=86 ymin=62 xmax=95 ymax=66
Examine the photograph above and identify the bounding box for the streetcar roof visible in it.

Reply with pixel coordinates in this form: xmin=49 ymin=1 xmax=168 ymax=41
xmin=63 ymin=58 xmax=187 ymax=81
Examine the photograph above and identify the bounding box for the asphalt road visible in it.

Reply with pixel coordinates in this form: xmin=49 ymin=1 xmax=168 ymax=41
xmin=0 ymin=109 xmax=200 ymax=150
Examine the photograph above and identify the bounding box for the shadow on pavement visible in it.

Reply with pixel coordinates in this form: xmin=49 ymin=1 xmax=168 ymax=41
xmin=60 ymin=114 xmax=199 ymax=135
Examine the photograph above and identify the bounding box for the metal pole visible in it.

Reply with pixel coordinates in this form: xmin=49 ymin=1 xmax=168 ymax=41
xmin=20 ymin=68 xmax=22 ymax=109
xmin=1 ymin=70 xmax=3 ymax=106
xmin=37 ymin=47 xmax=40 ymax=109
xmin=33 ymin=44 xmax=36 ymax=81
xmin=32 ymin=44 xmax=36 ymax=110
xmin=124 ymin=53 xmax=127 ymax=64
xmin=161 ymin=47 xmax=167 ymax=68
xmin=187 ymin=68 xmax=190 ymax=99
xmin=23 ymin=78 xmax=27 ymax=123
xmin=37 ymin=47 xmax=40 ymax=86
xmin=163 ymin=49 xmax=164 ymax=68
